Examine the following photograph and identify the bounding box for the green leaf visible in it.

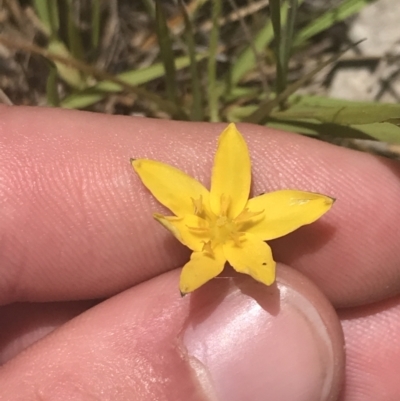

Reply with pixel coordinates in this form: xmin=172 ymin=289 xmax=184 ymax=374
xmin=180 ymin=0 xmax=203 ymax=121
xmin=227 ymin=97 xmax=400 ymax=144
xmin=60 ymin=55 xmax=205 ymax=109
xmin=33 ymin=0 xmax=59 ymax=36
xmin=91 ymin=0 xmax=101 ymax=49
xmin=244 ymin=42 xmax=360 ymax=124
xmin=229 ymin=13 xmax=274 ymax=88
xmin=271 ymin=96 xmax=400 ymax=125
xmin=46 ymin=64 xmax=59 ymax=106
xmin=294 ymin=0 xmax=375 ymax=47
xmin=267 ymin=119 xmax=400 ymax=144
xmin=64 ymin=0 xmax=85 ymax=61
xmin=281 ymin=0 xmax=299 ymax=89
xmin=47 ymin=39 xmax=85 ymax=89
xmin=228 ymin=0 xmax=305 ymax=90
xmin=353 ymin=122 xmax=400 ymax=143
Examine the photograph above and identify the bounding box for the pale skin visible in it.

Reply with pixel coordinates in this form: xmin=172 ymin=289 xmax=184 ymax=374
xmin=0 ymin=105 xmax=399 ymax=400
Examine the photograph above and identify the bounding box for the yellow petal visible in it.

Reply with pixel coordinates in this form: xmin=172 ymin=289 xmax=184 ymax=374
xmin=210 ymin=124 xmax=251 ymax=219
xmin=223 ymin=233 xmax=276 ymax=285
xmin=245 ymin=190 xmax=334 ymax=241
xmin=154 ymin=214 xmax=210 ymax=252
xmin=179 ymin=246 xmax=226 ymax=294
xmin=132 ymin=159 xmax=211 ymax=217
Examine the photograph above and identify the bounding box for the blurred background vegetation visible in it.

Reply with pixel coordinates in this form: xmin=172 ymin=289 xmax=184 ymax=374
xmin=1 ymin=0 xmax=400 ymax=155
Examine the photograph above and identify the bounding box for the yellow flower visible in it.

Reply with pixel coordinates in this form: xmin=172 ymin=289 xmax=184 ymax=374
xmin=132 ymin=123 xmax=334 ymax=295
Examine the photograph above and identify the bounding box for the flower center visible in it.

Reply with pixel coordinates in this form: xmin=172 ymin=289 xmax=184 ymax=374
xmin=211 ymin=215 xmax=238 ymax=244
xmin=190 ymin=194 xmax=264 ymax=252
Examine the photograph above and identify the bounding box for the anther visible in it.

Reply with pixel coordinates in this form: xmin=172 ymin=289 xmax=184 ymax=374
xmin=191 ymin=195 xmax=203 ymax=215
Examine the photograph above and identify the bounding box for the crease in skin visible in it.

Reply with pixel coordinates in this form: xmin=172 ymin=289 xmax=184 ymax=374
xmin=177 ymin=336 xmax=219 ymax=401
xmin=186 ymin=355 xmax=219 ymax=401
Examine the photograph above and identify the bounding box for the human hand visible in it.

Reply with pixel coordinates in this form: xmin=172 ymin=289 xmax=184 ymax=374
xmin=0 ymin=106 xmax=399 ymax=400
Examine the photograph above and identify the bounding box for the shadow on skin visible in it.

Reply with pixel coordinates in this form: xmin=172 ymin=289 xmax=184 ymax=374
xmin=186 ymin=271 xmax=282 ymax=333
xmin=270 ymin=220 xmax=336 ymax=267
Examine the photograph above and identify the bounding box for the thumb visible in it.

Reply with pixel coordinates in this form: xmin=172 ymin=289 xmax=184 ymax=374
xmin=0 ymin=265 xmax=344 ymax=401
xmin=184 ymin=264 xmax=344 ymax=401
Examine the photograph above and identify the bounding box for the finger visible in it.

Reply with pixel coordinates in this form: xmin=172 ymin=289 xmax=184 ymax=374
xmin=339 ymin=297 xmax=400 ymax=401
xmin=0 ymin=301 xmax=96 ymax=365
xmin=1 ymin=106 xmax=400 ymax=306
xmin=0 ymin=265 xmax=344 ymax=401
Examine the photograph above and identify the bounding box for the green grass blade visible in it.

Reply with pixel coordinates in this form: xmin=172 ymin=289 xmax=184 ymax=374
xmin=180 ymin=0 xmax=203 ymax=121
xmin=271 ymin=98 xmax=400 ymax=125
xmin=155 ymin=1 xmax=179 ymax=104
xmin=0 ymin=35 xmax=186 ymax=118
xmin=61 ymin=89 xmax=107 ymax=109
xmin=33 ymin=0 xmax=59 ymax=36
xmin=229 ymin=15 xmax=273 ymax=87
xmin=60 ymin=54 xmax=205 ymax=109
xmin=267 ymin=120 xmax=400 ymax=144
xmin=46 ymin=64 xmax=60 ymax=106
xmin=64 ymin=0 xmax=84 ymax=61
xmin=227 ymin=101 xmax=400 ymax=143
xmin=47 ymin=39 xmax=85 ymax=89
xmin=294 ymin=0 xmax=375 ymax=46
xmin=230 ymin=0 xmax=304 ymax=88
xmin=208 ymin=0 xmax=222 ymax=122
xmin=91 ymin=0 xmax=101 ymax=50
xmin=281 ymin=0 xmax=298 ymax=88
xmin=352 ymin=123 xmax=400 ymax=143
xmin=244 ymin=41 xmax=360 ymax=124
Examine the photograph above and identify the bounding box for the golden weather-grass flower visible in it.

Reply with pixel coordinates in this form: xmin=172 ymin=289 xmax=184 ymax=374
xmin=132 ymin=124 xmax=334 ymax=295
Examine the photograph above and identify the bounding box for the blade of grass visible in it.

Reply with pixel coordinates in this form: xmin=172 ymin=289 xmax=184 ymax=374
xmin=229 ymin=1 xmax=284 ymax=87
xmin=61 ymin=54 xmax=207 ymax=109
xmin=244 ymin=40 xmax=364 ymax=124
xmin=179 ymin=0 xmax=203 ymax=121
xmin=91 ymin=0 xmax=101 ymax=50
xmin=46 ymin=64 xmax=60 ymax=106
xmin=271 ymin=102 xmax=400 ymax=125
xmin=271 ymin=0 xmax=299 ymax=99
xmin=33 ymin=0 xmax=59 ymax=36
xmin=281 ymin=0 xmax=298 ymax=89
xmin=208 ymin=0 xmax=222 ymax=122
xmin=229 ymin=0 xmax=306 ymax=90
xmin=47 ymin=39 xmax=85 ymax=88
xmin=66 ymin=56 xmax=205 ymax=107
xmin=227 ymin=0 xmax=268 ymax=93
xmin=155 ymin=1 xmax=179 ymax=104
xmin=0 ymin=35 xmax=187 ymax=119
xmin=33 ymin=0 xmax=62 ymax=104
xmin=294 ymin=0 xmax=375 ymax=47
xmin=353 ymin=122 xmax=400 ymax=143
xmin=267 ymin=120 xmax=400 ymax=143
xmin=64 ymin=0 xmax=84 ymax=61
xmin=228 ymin=101 xmax=400 ymax=144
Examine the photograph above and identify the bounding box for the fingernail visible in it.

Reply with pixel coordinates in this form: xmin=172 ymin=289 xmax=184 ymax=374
xmin=183 ymin=273 xmax=341 ymax=401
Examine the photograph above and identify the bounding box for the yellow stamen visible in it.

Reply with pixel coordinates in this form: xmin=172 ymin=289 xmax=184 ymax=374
xmin=187 ymin=226 xmax=208 ymax=232
xmin=230 ymin=231 xmax=244 ymax=247
xmin=202 ymin=241 xmax=214 ymax=255
xmin=191 ymin=195 xmax=203 ymax=215
xmin=234 ymin=208 xmax=264 ymax=224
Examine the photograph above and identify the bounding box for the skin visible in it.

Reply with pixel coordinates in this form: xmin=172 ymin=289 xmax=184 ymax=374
xmin=0 ymin=105 xmax=399 ymax=400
